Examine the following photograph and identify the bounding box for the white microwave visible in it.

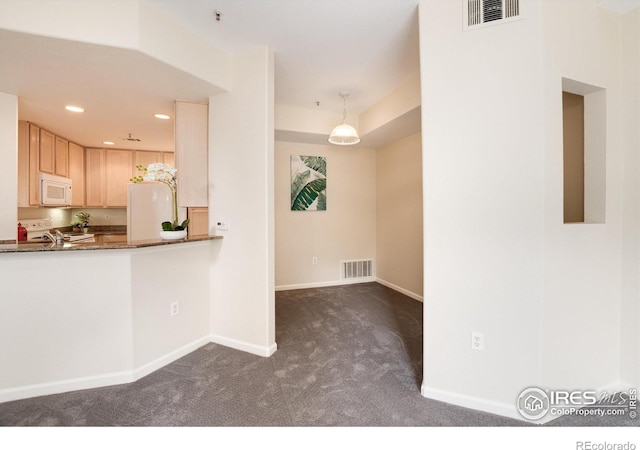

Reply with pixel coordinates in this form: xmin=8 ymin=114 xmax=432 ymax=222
xmin=39 ymin=173 xmax=72 ymax=207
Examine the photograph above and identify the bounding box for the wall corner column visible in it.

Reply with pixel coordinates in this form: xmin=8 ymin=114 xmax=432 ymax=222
xmin=0 ymin=93 xmax=18 ymax=242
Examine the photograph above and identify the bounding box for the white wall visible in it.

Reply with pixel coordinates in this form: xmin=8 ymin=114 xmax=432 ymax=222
xmin=0 ymin=0 xmax=139 ymax=48
xmin=539 ymin=1 xmax=623 ymax=392
xmin=131 ymin=244 xmax=210 ymax=369
xmin=619 ymin=9 xmax=639 ymax=389
xmin=275 ymin=141 xmax=376 ymax=289
xmin=419 ymin=0 xmax=546 ymax=418
xmin=376 ymin=132 xmax=423 ymax=300
xmin=419 ymin=0 xmax=632 ymax=420
xmin=0 ymin=243 xmax=213 ymax=403
xmin=0 ymin=0 xmax=230 ymax=91
xmin=0 ymin=93 xmax=17 ymax=242
xmin=0 ymin=251 xmax=134 ymax=399
xmin=209 ymin=47 xmax=276 ymax=357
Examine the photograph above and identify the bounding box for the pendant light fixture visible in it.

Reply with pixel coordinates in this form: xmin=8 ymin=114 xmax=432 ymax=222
xmin=328 ymin=92 xmax=360 ymax=146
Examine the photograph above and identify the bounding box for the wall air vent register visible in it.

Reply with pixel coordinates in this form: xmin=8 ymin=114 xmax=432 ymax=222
xmin=464 ymin=0 xmax=521 ymax=30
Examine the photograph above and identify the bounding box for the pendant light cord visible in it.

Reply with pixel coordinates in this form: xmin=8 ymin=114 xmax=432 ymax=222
xmin=340 ymin=92 xmax=349 ymax=124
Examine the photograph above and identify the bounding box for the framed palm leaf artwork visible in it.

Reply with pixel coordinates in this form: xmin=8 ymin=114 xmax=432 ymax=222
xmin=290 ymin=155 xmax=327 ymax=211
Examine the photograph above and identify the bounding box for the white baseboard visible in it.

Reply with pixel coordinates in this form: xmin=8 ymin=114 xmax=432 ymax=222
xmin=275 ymin=278 xmax=423 ymax=303
xmin=421 ymin=384 xmax=527 ymax=423
xmin=0 ymin=371 xmax=134 ymax=404
xmin=210 ymin=334 xmax=277 ymax=357
xmin=375 ymin=278 xmax=423 ymax=302
xmin=0 ymin=335 xmax=212 ymax=404
xmin=275 ymin=277 xmax=375 ymax=291
xmin=132 ymin=335 xmax=212 ymax=380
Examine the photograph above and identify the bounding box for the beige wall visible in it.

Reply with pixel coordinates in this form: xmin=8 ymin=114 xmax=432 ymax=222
xmin=275 ymin=141 xmax=376 ymax=288
xmin=376 ymin=132 xmax=423 ymax=299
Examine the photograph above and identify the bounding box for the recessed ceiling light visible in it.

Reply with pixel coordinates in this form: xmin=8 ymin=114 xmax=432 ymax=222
xmin=154 ymin=114 xmax=171 ymax=120
xmin=103 ymin=141 xmax=115 ymax=145
xmin=65 ymin=105 xmax=84 ymax=113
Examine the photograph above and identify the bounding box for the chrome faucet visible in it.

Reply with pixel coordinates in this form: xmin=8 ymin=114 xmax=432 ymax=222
xmin=42 ymin=230 xmax=64 ymax=245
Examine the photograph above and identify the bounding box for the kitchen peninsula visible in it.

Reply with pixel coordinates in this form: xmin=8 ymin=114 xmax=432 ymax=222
xmin=0 ymin=234 xmax=221 ymax=253
xmin=0 ymin=236 xmax=222 ymax=403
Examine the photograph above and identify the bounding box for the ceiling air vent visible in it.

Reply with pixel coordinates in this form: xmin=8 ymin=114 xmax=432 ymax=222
xmin=465 ymin=0 xmax=521 ymax=30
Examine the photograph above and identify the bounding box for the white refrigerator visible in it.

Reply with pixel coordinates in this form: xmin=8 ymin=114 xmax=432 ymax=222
xmin=127 ymin=183 xmax=173 ymax=241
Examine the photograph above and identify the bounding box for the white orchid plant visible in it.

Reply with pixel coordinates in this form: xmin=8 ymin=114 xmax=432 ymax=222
xmin=132 ymin=163 xmax=189 ymax=231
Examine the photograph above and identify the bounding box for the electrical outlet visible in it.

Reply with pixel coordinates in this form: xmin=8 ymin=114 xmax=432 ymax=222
xmin=471 ymin=331 xmax=484 ymax=351
xmin=105 ymin=214 xmax=110 ymax=222
xmin=312 ymin=257 xmax=318 ymax=265
xmin=170 ymin=301 xmax=179 ymax=316
xmin=216 ymin=219 xmax=230 ymax=231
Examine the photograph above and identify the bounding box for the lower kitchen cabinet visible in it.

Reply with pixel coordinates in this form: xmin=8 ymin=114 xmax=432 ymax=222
xmin=187 ymin=207 xmax=209 ymax=237
xmin=96 ymin=234 xmax=127 ymax=244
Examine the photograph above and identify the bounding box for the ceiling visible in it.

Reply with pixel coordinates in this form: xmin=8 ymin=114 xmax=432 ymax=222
xmin=147 ymin=0 xmax=421 ymax=114
xmin=1 ymin=0 xmax=420 ymax=151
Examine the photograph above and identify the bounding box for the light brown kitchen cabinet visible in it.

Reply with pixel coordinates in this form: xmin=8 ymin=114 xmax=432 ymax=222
xmin=55 ymin=136 xmax=69 ymax=177
xmin=163 ymin=152 xmax=175 ymax=167
xmin=187 ymin=207 xmax=209 ymax=237
xmin=39 ymin=128 xmax=55 ymax=174
xmin=85 ymin=148 xmax=104 ymax=207
xmin=175 ymin=101 xmax=208 ymax=207
xmin=17 ymin=122 xmax=29 ymax=207
xmin=133 ymin=150 xmax=163 ymax=176
xmin=97 ymin=234 xmax=127 ymax=244
xmin=105 ymin=149 xmax=133 ymax=207
xmin=86 ymin=148 xmax=133 ymax=207
xmin=68 ymin=142 xmax=85 ymax=207
xmin=17 ymin=122 xmax=42 ymax=207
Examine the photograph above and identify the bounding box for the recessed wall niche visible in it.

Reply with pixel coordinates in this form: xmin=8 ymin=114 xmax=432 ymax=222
xmin=562 ymin=78 xmax=606 ymax=224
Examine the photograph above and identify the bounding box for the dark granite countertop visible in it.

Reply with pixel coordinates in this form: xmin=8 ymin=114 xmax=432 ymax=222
xmin=57 ymin=225 xmax=127 ymax=235
xmin=0 ymin=235 xmax=222 ymax=253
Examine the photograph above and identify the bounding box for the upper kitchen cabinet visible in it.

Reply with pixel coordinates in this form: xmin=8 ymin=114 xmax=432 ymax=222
xmin=55 ymin=136 xmax=69 ymax=177
xmin=134 ymin=150 xmax=176 ymax=175
xmin=68 ymin=142 xmax=85 ymax=207
xmin=86 ymin=148 xmax=133 ymax=207
xmin=175 ymin=101 xmax=208 ymax=207
xmin=18 ymin=121 xmax=81 ymax=207
xmin=85 ymin=148 xmax=105 ymax=207
xmin=41 ymin=129 xmax=70 ymax=177
xmin=105 ymin=149 xmax=133 ymax=207
xmin=17 ymin=121 xmax=39 ymax=207
xmin=39 ymin=128 xmax=55 ymax=174
xmin=134 ymin=150 xmax=163 ymax=175
xmin=163 ymin=152 xmax=175 ymax=167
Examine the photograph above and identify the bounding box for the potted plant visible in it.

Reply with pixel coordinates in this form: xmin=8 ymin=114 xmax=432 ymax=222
xmin=73 ymin=211 xmax=91 ymax=233
xmin=132 ymin=163 xmax=189 ymax=239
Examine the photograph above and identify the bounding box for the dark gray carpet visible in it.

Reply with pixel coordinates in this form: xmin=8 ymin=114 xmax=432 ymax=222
xmin=0 ymin=283 xmax=635 ymax=427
